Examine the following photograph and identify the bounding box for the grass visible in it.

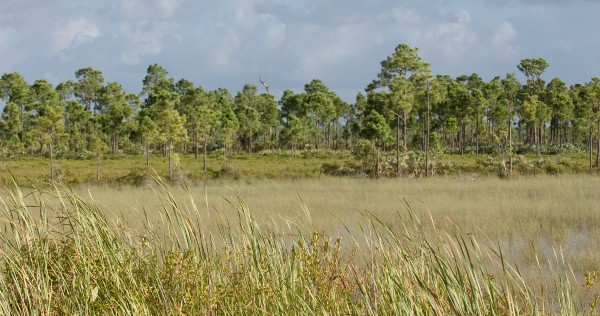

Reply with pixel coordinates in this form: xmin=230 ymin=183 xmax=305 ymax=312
xmin=77 ymin=175 xmax=600 ymax=281
xmin=0 ymin=175 xmax=598 ymax=314
xmin=0 ymin=151 xmax=594 ymax=185
xmin=0 ymin=151 xmax=351 ymax=184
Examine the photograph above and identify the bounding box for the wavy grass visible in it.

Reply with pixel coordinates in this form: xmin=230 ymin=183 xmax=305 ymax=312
xmin=0 ymin=177 xmax=595 ymax=314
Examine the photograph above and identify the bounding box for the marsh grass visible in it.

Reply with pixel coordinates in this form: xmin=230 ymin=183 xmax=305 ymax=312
xmin=0 ymin=152 xmax=351 ymax=184
xmin=0 ymin=176 xmax=597 ymax=314
xmin=77 ymin=175 xmax=600 ymax=275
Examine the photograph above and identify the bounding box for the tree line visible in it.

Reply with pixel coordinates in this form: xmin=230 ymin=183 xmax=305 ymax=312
xmin=1 ymin=43 xmax=600 ymax=178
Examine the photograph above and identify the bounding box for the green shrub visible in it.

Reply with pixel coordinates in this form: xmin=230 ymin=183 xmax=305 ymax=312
xmin=321 ymin=161 xmax=360 ymax=176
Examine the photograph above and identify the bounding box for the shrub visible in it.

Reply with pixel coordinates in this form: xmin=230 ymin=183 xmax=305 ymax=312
xmin=351 ymin=140 xmax=377 ymax=174
xmin=321 ymin=161 xmax=360 ymax=176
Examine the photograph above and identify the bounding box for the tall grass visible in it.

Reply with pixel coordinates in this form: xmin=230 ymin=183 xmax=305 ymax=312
xmin=0 ymin=177 xmax=594 ymax=314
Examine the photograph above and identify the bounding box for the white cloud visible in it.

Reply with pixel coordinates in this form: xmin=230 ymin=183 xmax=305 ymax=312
xmin=52 ymin=18 xmax=100 ymax=54
xmin=210 ymin=29 xmax=243 ymax=72
xmin=392 ymin=8 xmax=421 ymax=24
xmin=154 ymin=0 xmax=180 ymax=17
xmin=490 ymin=21 xmax=518 ymax=58
xmin=492 ymin=21 xmax=517 ymax=46
xmin=113 ymin=0 xmax=182 ymax=21
xmin=429 ymin=10 xmax=478 ymax=59
xmin=2 ymin=0 xmax=599 ymax=102
xmin=260 ymin=15 xmax=286 ymax=47
xmin=119 ymin=22 xmax=167 ymax=65
xmin=291 ymin=23 xmax=370 ymax=79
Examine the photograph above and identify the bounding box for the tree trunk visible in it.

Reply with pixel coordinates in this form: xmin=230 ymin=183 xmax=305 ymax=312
xmin=597 ymin=120 xmax=600 ymax=171
xmin=460 ymin=124 xmax=465 ymax=155
xmin=145 ymin=139 xmax=150 ymax=173
xmin=475 ymin=116 xmax=480 ymax=155
xmin=426 ymin=94 xmax=430 ymax=177
xmin=49 ymin=142 xmax=53 ymax=181
xmin=396 ymin=115 xmax=400 ymax=176
xmin=96 ymin=154 xmax=100 ymax=181
xmin=292 ymin=142 xmax=296 ymax=159
xmin=508 ymin=111 xmax=513 ymax=174
xmin=422 ymin=119 xmax=426 ymax=151
xmin=248 ymin=135 xmax=253 ymax=154
xmin=402 ymin=111 xmax=408 ymax=152
xmin=589 ymin=128 xmax=593 ymax=171
xmin=195 ymin=133 xmax=199 ymax=160
xmin=376 ymin=146 xmax=380 ymax=178
xmin=168 ymin=141 xmax=173 ymax=181
xmin=203 ymin=139 xmax=208 ymax=172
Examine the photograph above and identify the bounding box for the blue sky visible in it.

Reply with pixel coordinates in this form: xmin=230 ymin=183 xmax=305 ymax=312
xmin=1 ymin=0 xmax=599 ymax=102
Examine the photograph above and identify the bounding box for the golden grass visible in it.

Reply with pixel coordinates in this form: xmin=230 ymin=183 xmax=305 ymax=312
xmin=69 ymin=175 xmax=600 ymax=278
xmin=0 ymin=175 xmax=598 ymax=314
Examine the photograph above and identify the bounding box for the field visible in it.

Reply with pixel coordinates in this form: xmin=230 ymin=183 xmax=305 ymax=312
xmin=0 ymin=152 xmax=350 ymax=184
xmin=0 ymin=151 xmax=593 ymax=185
xmin=77 ymin=175 xmax=600 ymax=277
xmin=1 ymin=171 xmax=599 ymax=314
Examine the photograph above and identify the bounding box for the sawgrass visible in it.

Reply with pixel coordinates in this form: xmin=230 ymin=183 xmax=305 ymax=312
xmin=0 ymin=175 xmax=597 ymax=313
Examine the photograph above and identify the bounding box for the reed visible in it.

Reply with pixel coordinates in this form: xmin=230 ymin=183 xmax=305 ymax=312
xmin=0 ymin=177 xmax=594 ymax=314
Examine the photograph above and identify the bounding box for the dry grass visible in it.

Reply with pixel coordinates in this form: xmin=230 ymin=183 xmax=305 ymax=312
xmin=72 ymin=175 xmax=600 ymax=277
xmin=0 ymin=175 xmax=598 ymax=314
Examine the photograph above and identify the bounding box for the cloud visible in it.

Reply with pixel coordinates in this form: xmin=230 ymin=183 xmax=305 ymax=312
xmin=259 ymin=15 xmax=286 ymax=47
xmin=392 ymin=8 xmax=421 ymax=24
xmin=429 ymin=10 xmax=478 ymax=60
xmin=492 ymin=22 xmax=517 ymax=46
xmin=1 ymin=0 xmax=599 ymax=103
xmin=491 ymin=21 xmax=518 ymax=57
xmin=112 ymin=0 xmax=182 ymax=21
xmin=119 ymin=22 xmax=175 ymax=65
xmin=51 ymin=18 xmax=100 ymax=54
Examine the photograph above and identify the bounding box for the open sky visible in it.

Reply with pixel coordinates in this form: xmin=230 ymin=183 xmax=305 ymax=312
xmin=1 ymin=0 xmax=599 ymax=102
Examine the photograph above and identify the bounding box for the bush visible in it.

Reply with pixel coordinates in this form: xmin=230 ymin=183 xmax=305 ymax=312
xmin=542 ymin=159 xmax=564 ymax=175
xmin=122 ymin=143 xmax=145 ymax=155
xmin=542 ymin=143 xmax=585 ymax=155
xmin=351 ymin=140 xmax=377 ymax=173
xmin=216 ymin=166 xmax=242 ymax=179
xmin=63 ymin=149 xmax=94 ymax=160
xmin=321 ymin=161 xmax=360 ymax=176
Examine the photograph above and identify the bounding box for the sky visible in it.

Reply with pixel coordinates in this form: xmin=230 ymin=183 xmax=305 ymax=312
xmin=1 ymin=0 xmax=599 ymax=102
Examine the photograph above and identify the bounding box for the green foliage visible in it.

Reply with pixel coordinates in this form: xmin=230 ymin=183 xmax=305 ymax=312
xmin=361 ymin=111 xmax=393 ymax=148
xmin=0 ymin=48 xmax=599 ymax=177
xmin=352 ymin=139 xmax=377 ymax=174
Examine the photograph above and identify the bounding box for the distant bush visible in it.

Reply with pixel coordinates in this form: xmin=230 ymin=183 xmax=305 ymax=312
xmin=63 ymin=149 xmax=94 ymax=160
xmin=514 ymin=144 xmax=536 ymax=155
xmin=122 ymin=143 xmax=145 ymax=155
xmin=216 ymin=166 xmax=242 ymax=179
xmin=321 ymin=161 xmax=360 ymax=176
xmin=116 ymin=168 xmax=153 ymax=186
xmin=351 ymin=140 xmax=377 ymax=174
xmin=542 ymin=143 xmax=585 ymax=155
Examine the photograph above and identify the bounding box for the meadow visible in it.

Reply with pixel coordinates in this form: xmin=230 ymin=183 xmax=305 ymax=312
xmin=79 ymin=175 xmax=600 ymax=277
xmin=0 ymin=150 xmax=593 ymax=186
xmin=0 ymin=172 xmax=598 ymax=314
